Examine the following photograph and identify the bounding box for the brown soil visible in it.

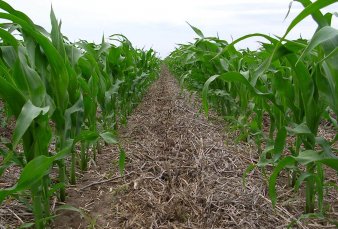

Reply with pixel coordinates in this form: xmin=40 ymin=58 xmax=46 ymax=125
xmin=52 ymin=67 xmax=337 ymax=229
xmin=0 ymin=101 xmax=14 ymax=140
xmin=0 ymin=67 xmax=337 ymax=228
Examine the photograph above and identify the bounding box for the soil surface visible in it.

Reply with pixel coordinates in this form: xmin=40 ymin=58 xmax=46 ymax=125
xmin=1 ymin=67 xmax=337 ymax=228
xmin=53 ymin=67 xmax=336 ymax=229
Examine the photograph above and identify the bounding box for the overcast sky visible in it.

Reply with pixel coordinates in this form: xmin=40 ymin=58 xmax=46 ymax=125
xmin=5 ymin=0 xmax=338 ymax=57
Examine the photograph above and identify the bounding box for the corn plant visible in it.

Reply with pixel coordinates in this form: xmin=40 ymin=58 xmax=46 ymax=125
xmin=166 ymin=0 xmax=337 ymax=217
xmin=0 ymin=1 xmax=160 ymax=228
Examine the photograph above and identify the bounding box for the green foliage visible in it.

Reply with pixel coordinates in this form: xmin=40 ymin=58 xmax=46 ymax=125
xmin=166 ymin=0 xmax=337 ymax=220
xmin=0 ymin=1 xmax=160 ymax=228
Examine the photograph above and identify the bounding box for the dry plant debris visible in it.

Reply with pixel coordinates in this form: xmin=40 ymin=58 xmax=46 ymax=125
xmin=1 ymin=68 xmax=337 ymax=228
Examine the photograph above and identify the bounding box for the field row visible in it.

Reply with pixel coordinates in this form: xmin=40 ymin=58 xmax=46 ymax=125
xmin=0 ymin=1 xmax=160 ymax=228
xmin=166 ymin=0 xmax=338 ymax=225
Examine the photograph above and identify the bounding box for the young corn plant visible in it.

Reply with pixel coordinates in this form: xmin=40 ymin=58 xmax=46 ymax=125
xmin=166 ymin=0 xmax=337 ymax=217
xmin=0 ymin=1 xmax=160 ymax=228
xmin=0 ymin=2 xmax=72 ymax=226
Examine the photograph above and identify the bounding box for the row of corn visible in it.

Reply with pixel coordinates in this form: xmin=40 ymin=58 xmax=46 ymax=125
xmin=166 ymin=0 xmax=337 ymax=222
xmin=0 ymin=1 xmax=160 ymax=228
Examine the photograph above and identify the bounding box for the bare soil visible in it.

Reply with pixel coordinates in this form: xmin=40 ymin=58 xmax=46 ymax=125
xmin=0 ymin=67 xmax=337 ymax=228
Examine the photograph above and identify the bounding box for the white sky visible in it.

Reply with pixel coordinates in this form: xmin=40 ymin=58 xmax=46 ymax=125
xmin=4 ymin=0 xmax=338 ymax=57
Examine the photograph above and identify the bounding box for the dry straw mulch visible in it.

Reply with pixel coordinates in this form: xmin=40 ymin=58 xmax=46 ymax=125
xmin=1 ymin=67 xmax=337 ymax=228
xmin=54 ymin=67 xmax=337 ymax=229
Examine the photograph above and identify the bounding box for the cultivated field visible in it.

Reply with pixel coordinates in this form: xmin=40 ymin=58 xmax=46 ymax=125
xmin=0 ymin=0 xmax=337 ymax=228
